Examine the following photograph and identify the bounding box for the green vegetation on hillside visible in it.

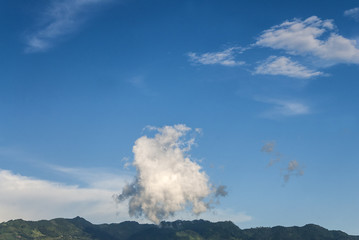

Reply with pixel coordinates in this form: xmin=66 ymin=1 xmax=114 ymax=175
xmin=0 ymin=217 xmax=357 ymax=240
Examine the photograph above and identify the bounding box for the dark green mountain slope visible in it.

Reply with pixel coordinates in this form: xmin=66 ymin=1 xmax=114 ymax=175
xmin=0 ymin=217 xmax=357 ymax=240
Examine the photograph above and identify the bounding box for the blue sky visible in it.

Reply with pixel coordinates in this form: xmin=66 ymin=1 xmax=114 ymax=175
xmin=0 ymin=0 xmax=359 ymax=235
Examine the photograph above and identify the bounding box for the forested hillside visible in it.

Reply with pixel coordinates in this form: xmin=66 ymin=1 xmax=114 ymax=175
xmin=0 ymin=217 xmax=357 ymax=240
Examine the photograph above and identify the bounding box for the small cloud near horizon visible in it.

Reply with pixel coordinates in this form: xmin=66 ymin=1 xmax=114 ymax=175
xmin=0 ymin=168 xmax=130 ymax=223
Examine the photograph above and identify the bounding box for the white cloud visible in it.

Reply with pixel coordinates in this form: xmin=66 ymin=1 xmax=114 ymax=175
xmin=25 ymin=0 xmax=111 ymax=53
xmin=188 ymin=47 xmax=245 ymax=66
xmin=254 ymin=56 xmax=323 ymax=78
xmin=256 ymin=98 xmax=310 ymax=118
xmin=255 ymin=16 xmax=359 ymax=64
xmin=0 ymin=168 xmax=130 ymax=223
xmin=272 ymin=100 xmax=309 ymax=116
xmin=344 ymin=7 xmax=359 ymax=21
xmin=116 ymin=124 xmax=225 ymax=224
xmin=0 ymin=167 xmax=249 ymax=226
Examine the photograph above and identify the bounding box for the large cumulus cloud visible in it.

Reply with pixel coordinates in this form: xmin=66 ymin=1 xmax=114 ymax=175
xmin=116 ymin=124 xmax=225 ymax=224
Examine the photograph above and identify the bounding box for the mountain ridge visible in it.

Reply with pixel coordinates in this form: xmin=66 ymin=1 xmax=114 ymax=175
xmin=0 ymin=217 xmax=357 ymax=240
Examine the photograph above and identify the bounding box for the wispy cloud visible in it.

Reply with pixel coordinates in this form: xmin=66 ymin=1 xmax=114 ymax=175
xmin=261 ymin=141 xmax=276 ymax=153
xmin=50 ymin=165 xmax=132 ymax=190
xmin=254 ymin=56 xmax=323 ymax=78
xmin=261 ymin=141 xmax=282 ymax=167
xmin=260 ymin=142 xmax=304 ymax=183
xmin=188 ymin=47 xmax=245 ymax=66
xmin=127 ymin=75 xmax=156 ymax=96
xmin=255 ymin=16 xmax=359 ymax=65
xmin=25 ymin=0 xmax=111 ymax=53
xmin=261 ymin=141 xmax=283 ymax=167
xmin=283 ymin=160 xmax=304 ymax=182
xmin=256 ymin=98 xmax=310 ymax=118
xmin=344 ymin=7 xmax=359 ymax=21
xmin=0 ymin=169 xmax=130 ymax=223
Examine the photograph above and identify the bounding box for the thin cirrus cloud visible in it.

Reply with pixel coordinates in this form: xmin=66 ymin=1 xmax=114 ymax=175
xmin=187 ymin=47 xmax=246 ymax=66
xmin=254 ymin=56 xmax=323 ymax=78
xmin=49 ymin=165 xmax=132 ymax=190
xmin=255 ymin=98 xmax=310 ymax=118
xmin=255 ymin=16 xmax=359 ymax=65
xmin=25 ymin=0 xmax=111 ymax=53
xmin=127 ymin=75 xmax=156 ymax=96
xmin=344 ymin=7 xmax=359 ymax=21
